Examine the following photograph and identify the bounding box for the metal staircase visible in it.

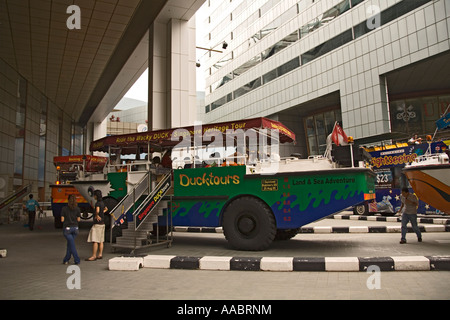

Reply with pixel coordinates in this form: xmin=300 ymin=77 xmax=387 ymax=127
xmin=111 ymin=172 xmax=173 ymax=254
xmin=108 ymin=172 xmax=151 ymax=231
xmin=0 ymin=184 xmax=32 ymax=213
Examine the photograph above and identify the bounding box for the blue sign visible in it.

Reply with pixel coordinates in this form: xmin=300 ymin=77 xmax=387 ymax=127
xmin=370 ymin=142 xmax=447 ymax=169
xmin=436 ymin=113 xmax=450 ymax=131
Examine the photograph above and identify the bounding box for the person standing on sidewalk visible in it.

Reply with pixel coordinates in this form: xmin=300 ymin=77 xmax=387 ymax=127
xmin=397 ymin=187 xmax=422 ymax=244
xmin=85 ymin=190 xmax=107 ymax=261
xmin=25 ymin=194 xmax=41 ymax=231
xmin=61 ymin=194 xmax=81 ymax=265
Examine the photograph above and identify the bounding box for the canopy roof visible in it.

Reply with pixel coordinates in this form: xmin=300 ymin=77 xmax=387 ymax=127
xmin=53 ymin=155 xmax=108 ymax=172
xmin=90 ymin=117 xmax=296 ymax=154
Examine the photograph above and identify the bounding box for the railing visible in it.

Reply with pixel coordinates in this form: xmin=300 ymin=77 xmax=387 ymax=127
xmin=410 ymin=153 xmax=449 ymax=166
xmin=108 ymin=172 xmax=150 ymax=243
xmin=133 ymin=171 xmax=172 ymax=231
xmin=0 ymin=184 xmax=32 ymax=213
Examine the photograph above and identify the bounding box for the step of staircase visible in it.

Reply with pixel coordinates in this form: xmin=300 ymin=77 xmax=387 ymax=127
xmin=112 ymin=202 xmax=169 ymax=251
xmin=115 ymin=237 xmax=149 ymax=247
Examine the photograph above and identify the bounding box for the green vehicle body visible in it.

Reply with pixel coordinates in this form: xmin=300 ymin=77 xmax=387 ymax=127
xmin=107 ymin=164 xmax=374 ymax=250
xmin=169 ymin=165 xmax=374 ymax=230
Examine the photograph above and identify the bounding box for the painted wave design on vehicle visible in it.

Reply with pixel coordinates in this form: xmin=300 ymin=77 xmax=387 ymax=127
xmin=272 ymin=184 xmax=360 ymax=212
xmin=270 ymin=186 xmax=365 ymax=228
xmin=174 ymin=201 xmax=222 ymax=219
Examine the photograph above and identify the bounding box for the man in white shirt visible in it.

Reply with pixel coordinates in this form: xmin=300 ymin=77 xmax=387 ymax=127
xmin=397 ymin=187 xmax=422 ymax=244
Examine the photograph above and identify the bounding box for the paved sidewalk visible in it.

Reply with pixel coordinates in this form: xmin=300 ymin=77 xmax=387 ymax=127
xmin=1 ymin=216 xmax=450 ymax=300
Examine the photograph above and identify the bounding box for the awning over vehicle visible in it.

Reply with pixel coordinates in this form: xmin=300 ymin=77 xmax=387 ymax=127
xmin=90 ymin=117 xmax=296 ymax=154
xmin=53 ymin=155 xmax=108 ymax=172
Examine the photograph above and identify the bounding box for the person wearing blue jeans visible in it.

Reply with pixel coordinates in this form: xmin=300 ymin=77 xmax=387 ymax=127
xmin=397 ymin=187 xmax=422 ymax=244
xmin=63 ymin=226 xmax=80 ymax=264
xmin=61 ymin=194 xmax=81 ymax=264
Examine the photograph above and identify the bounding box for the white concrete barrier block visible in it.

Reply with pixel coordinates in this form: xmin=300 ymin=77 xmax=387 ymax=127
xmin=0 ymin=249 xmax=6 ymax=258
xmin=215 ymin=227 xmax=223 ymax=233
xmin=349 ymin=215 xmax=361 ymax=220
xmin=143 ymin=255 xmax=175 ymax=269
xmin=349 ymin=226 xmax=369 ymax=233
xmin=314 ymin=226 xmax=332 ymax=233
xmin=174 ymin=226 xmax=188 ymax=232
xmin=199 ymin=256 xmax=231 ymax=270
xmin=109 ymin=257 xmax=144 ymax=271
xmin=386 ymin=225 xmax=401 ymax=233
xmin=260 ymin=257 xmax=293 ymax=272
xmin=367 ymin=216 xmax=378 ymax=221
xmin=424 ymin=225 xmax=445 ymax=232
xmin=433 ymin=219 xmax=448 ymax=225
xmin=325 ymin=257 xmax=359 ymax=271
xmin=392 ymin=256 xmax=430 ymax=271
xmin=386 ymin=217 xmax=398 ymax=222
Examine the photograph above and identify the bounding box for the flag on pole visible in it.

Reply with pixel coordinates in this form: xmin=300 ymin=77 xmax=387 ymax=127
xmin=436 ymin=112 xmax=450 ymax=131
xmin=331 ymin=122 xmax=348 ymax=146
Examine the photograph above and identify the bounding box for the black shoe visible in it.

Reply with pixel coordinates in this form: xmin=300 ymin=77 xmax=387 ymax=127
xmin=418 ymin=238 xmax=422 ymax=242
xmin=400 ymin=239 xmax=406 ymax=244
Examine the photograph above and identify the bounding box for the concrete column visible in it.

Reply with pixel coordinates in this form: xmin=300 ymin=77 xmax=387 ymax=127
xmin=92 ymin=119 xmax=107 ymax=156
xmin=148 ymin=17 xmax=197 ymax=131
xmin=148 ymin=21 xmax=168 ymax=131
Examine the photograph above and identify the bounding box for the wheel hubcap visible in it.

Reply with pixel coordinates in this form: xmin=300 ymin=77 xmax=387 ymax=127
xmin=356 ymin=205 xmax=365 ymax=215
xmin=237 ymin=215 xmax=256 ymax=236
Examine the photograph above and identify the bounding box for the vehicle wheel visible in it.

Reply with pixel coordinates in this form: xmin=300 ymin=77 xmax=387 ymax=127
xmin=353 ymin=203 xmax=369 ymax=215
xmin=80 ymin=208 xmax=93 ymax=220
xmin=222 ymin=197 xmax=276 ymax=251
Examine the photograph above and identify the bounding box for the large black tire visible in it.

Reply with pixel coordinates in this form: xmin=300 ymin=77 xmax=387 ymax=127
xmin=222 ymin=197 xmax=276 ymax=251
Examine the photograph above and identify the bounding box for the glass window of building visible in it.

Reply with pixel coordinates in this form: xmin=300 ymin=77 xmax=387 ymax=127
xmin=234 ymin=78 xmax=262 ymax=99
xmin=389 ymin=94 xmax=450 ymax=136
xmin=14 ymin=77 xmax=27 ymax=179
xmin=262 ymin=31 xmax=298 ymax=61
xmin=278 ymin=57 xmax=300 ymax=77
xmin=301 ymin=29 xmax=353 ymax=65
xmin=212 ymin=52 xmax=233 ymax=71
xmin=38 ymin=95 xmax=47 ymax=187
xmin=234 ymin=54 xmax=262 ymax=77
xmin=263 ymin=57 xmax=300 ymax=84
xmin=211 ymin=93 xmax=233 ymax=111
xmin=213 ymin=72 xmax=233 ymax=91
xmin=304 ymin=108 xmax=342 ymax=155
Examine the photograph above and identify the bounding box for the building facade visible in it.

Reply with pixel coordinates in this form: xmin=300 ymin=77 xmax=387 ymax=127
xmin=199 ymin=0 xmax=450 ymax=157
xmin=0 ymin=58 xmax=84 ymax=201
xmin=0 ymin=0 xmax=203 ymax=204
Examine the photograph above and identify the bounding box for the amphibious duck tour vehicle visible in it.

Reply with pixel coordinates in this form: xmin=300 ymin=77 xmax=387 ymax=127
xmin=66 ymin=117 xmax=375 ymax=251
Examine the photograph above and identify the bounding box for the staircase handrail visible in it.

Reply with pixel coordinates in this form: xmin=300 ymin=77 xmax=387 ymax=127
xmin=108 ymin=172 xmax=150 ymax=226
xmin=133 ymin=171 xmax=172 ymax=231
xmin=0 ymin=184 xmax=32 ymax=213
